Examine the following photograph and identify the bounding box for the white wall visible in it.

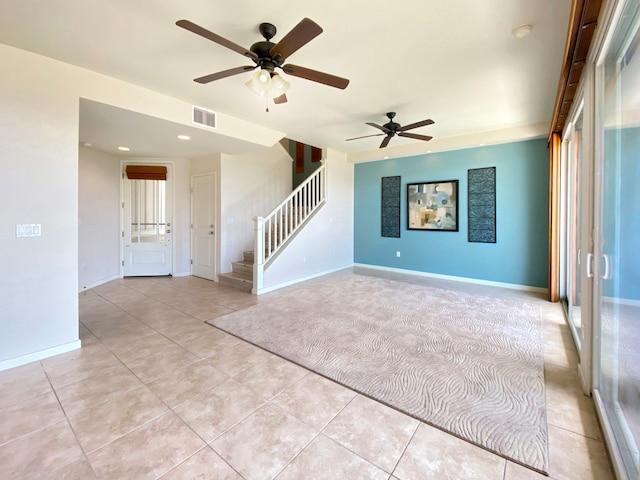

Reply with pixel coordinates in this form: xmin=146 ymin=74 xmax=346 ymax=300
xmin=191 ymin=155 xmax=220 ymax=175
xmin=78 ymin=146 xmax=120 ymax=289
xmin=0 ymin=45 xmax=81 ymax=366
xmin=220 ymin=144 xmax=292 ymax=273
xmin=263 ymin=149 xmax=354 ymax=290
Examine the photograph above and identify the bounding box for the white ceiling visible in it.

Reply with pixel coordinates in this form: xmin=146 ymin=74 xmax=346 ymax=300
xmin=0 ymin=0 xmax=571 ymax=159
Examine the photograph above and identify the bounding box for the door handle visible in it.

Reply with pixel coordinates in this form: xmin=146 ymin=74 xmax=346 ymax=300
xmin=209 ymin=231 xmax=214 ymax=235
xmin=602 ymin=254 xmax=612 ymax=280
xmin=586 ymin=252 xmax=594 ymax=278
xmin=166 ymin=229 xmax=171 ymax=233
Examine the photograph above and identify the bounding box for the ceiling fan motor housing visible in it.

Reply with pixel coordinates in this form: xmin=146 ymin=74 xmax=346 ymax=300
xmin=250 ymin=41 xmax=279 ymax=71
xmin=384 ymin=122 xmax=401 ymax=134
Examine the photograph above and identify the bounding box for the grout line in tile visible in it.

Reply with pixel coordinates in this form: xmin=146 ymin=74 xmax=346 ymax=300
xmin=388 ymin=420 xmax=421 ymax=478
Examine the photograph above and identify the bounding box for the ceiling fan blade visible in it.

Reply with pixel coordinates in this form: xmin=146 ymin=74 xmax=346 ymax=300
xmin=270 ymin=18 xmax=323 ymax=61
xmin=365 ymin=122 xmax=391 ymax=133
xmin=194 ymin=65 xmax=256 ymax=84
xmin=398 ymin=118 xmax=435 ymax=131
xmin=345 ymin=133 xmax=385 ymax=141
xmin=282 ymin=64 xmax=349 ymax=89
xmin=176 ymin=20 xmax=258 ymax=61
xmin=398 ymin=132 xmax=433 ymax=141
xmin=273 ymin=94 xmax=288 ymax=104
xmin=380 ymin=136 xmax=392 ymax=148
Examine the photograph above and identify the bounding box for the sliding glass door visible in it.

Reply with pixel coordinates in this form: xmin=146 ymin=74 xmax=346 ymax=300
xmin=594 ymin=0 xmax=640 ymax=477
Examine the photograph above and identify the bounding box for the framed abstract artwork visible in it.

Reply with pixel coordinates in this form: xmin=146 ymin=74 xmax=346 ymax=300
xmin=407 ymin=180 xmax=459 ymax=231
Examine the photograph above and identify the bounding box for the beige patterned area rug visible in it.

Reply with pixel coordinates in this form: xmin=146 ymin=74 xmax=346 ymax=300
xmin=208 ymin=271 xmax=549 ymax=474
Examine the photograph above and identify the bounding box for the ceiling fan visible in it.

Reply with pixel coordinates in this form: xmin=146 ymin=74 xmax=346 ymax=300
xmin=176 ymin=17 xmax=349 ymax=105
xmin=346 ymin=112 xmax=435 ymax=148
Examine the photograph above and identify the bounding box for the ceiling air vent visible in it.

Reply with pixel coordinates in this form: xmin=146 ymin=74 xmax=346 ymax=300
xmin=192 ymin=106 xmax=217 ymax=129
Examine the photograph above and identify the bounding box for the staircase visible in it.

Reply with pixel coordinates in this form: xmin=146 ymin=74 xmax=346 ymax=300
xmin=218 ymin=163 xmax=327 ymax=294
xmin=218 ymin=250 xmax=254 ymax=292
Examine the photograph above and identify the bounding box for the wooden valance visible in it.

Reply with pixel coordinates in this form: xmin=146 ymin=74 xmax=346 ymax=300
xmin=125 ymin=165 xmax=167 ymax=181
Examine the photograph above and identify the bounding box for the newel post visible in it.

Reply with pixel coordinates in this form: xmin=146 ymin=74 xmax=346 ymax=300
xmin=252 ymin=216 xmax=265 ymax=294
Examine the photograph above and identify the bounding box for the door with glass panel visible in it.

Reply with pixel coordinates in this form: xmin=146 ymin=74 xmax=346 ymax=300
xmin=594 ymin=1 xmax=640 ymax=477
xmin=123 ymin=165 xmax=173 ymax=276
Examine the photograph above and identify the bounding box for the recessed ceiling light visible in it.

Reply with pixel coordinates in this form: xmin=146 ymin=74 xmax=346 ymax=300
xmin=117 ymin=146 xmax=130 ymax=151
xmin=177 ymin=134 xmax=191 ymax=140
xmin=383 ymin=156 xmax=389 ymax=159
xmin=512 ymin=24 xmax=533 ymax=38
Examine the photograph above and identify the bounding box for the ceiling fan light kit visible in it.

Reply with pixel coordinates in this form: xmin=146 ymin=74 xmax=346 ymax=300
xmin=176 ymin=17 xmax=349 ymax=108
xmin=245 ymin=69 xmax=290 ymax=99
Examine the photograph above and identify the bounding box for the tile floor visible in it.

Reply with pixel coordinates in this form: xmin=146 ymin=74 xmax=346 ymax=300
xmin=0 ymin=268 xmax=614 ymax=479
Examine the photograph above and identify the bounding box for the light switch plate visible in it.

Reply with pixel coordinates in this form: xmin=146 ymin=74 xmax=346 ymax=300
xmin=16 ymin=224 xmax=41 ymax=237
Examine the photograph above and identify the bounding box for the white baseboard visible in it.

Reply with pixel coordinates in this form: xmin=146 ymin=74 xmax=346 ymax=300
xmin=79 ymin=274 xmax=120 ymax=292
xmin=173 ymin=271 xmax=191 ymax=277
xmin=256 ymin=265 xmax=353 ymax=295
xmin=354 ymin=263 xmax=548 ymax=294
xmin=0 ymin=339 xmax=82 ymax=372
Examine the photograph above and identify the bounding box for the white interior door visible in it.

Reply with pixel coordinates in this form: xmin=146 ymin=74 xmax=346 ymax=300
xmin=191 ymin=173 xmax=216 ymax=280
xmin=123 ymin=166 xmax=173 ymax=276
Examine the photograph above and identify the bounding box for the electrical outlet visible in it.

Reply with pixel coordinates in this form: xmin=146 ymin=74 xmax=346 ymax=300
xmin=396 ymin=251 xmax=401 ymax=257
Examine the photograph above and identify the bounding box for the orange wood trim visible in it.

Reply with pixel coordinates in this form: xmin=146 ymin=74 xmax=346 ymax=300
xmin=295 ymin=141 xmax=304 ymax=174
xmin=311 ymin=146 xmax=322 ymax=162
xmin=548 ymin=133 xmax=562 ymax=302
xmin=549 ymin=0 xmax=602 ymax=141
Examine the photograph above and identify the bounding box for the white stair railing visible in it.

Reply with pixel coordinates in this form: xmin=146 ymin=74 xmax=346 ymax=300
xmin=253 ymin=164 xmax=326 ymax=292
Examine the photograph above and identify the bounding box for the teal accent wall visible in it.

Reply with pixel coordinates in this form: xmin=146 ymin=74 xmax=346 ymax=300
xmin=354 ymin=138 xmax=549 ymax=288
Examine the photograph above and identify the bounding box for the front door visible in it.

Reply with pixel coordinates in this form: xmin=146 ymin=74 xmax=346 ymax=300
xmin=191 ymin=173 xmax=216 ymax=280
xmin=123 ymin=165 xmax=173 ymax=276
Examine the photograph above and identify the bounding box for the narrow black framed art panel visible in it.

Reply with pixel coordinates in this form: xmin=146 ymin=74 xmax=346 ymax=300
xmin=407 ymin=180 xmax=459 ymax=231
xmin=381 ymin=176 xmax=401 ymax=238
xmin=468 ymin=167 xmax=496 ymax=243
